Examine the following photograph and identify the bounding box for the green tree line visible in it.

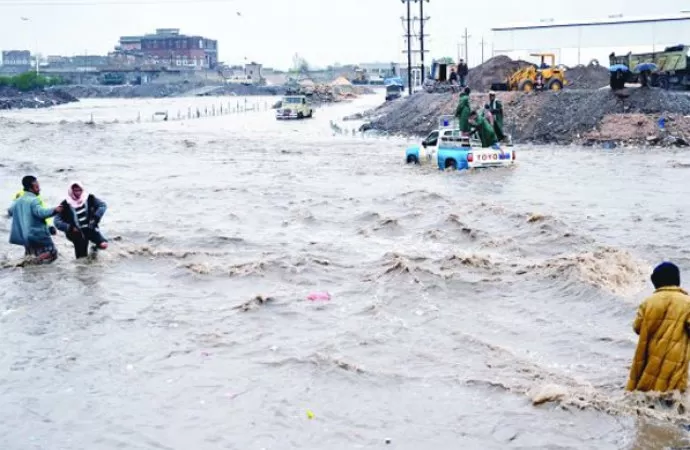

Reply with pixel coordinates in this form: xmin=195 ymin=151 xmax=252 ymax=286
xmin=0 ymin=72 xmax=65 ymax=92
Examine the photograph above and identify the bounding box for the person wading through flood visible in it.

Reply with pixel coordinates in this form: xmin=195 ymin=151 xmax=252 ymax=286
xmin=485 ymin=91 xmax=506 ymax=142
xmin=627 ymin=262 xmax=690 ymax=393
xmin=12 ymin=186 xmax=57 ymax=237
xmin=7 ymin=175 xmax=63 ymax=263
xmin=469 ymin=110 xmax=499 ymax=149
xmin=54 ymin=181 xmax=108 ymax=259
xmin=455 ymin=87 xmax=472 ymax=135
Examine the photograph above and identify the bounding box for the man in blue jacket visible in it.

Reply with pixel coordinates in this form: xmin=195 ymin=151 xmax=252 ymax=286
xmin=7 ymin=176 xmax=63 ymax=263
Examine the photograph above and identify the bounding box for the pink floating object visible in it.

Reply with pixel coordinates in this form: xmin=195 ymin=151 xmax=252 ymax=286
xmin=308 ymin=292 xmax=331 ymax=301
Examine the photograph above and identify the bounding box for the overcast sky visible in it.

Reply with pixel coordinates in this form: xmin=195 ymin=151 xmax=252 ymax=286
xmin=0 ymin=0 xmax=687 ymax=69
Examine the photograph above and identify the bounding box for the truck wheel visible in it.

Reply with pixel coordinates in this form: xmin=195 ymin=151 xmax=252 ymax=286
xmin=407 ymin=155 xmax=419 ymax=164
xmin=444 ymin=159 xmax=457 ymax=170
xmin=518 ymin=80 xmax=534 ymax=93
xmin=298 ymin=112 xmax=304 ymax=119
xmin=547 ymin=79 xmax=563 ymax=91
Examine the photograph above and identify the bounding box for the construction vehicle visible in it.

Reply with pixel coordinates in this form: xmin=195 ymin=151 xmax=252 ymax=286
xmin=609 ymin=45 xmax=690 ymax=90
xmin=491 ymin=53 xmax=567 ymax=92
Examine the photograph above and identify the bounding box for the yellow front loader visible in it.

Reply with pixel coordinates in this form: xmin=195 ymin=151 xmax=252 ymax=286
xmin=491 ymin=53 xmax=567 ymax=92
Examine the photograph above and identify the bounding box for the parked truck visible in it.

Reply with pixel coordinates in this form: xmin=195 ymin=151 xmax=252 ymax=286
xmin=609 ymin=45 xmax=690 ymax=90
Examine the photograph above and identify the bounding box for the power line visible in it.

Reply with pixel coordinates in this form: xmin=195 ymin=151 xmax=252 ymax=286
xmin=0 ymin=0 xmax=235 ymax=5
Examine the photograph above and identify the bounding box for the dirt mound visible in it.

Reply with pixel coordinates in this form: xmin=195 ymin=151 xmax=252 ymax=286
xmin=0 ymin=86 xmax=78 ymax=110
xmin=467 ymin=55 xmax=532 ymax=92
xmin=506 ymin=88 xmax=690 ymax=144
xmin=366 ymin=87 xmax=690 ymax=146
xmin=564 ymin=63 xmax=610 ymax=90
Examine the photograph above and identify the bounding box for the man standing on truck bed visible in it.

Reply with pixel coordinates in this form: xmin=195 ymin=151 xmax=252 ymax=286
xmin=455 ymin=87 xmax=472 ymax=134
xmin=485 ymin=91 xmax=506 ymax=142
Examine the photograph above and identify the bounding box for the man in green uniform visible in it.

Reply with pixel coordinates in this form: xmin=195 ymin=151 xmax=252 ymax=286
xmin=455 ymin=87 xmax=471 ymax=134
xmin=485 ymin=91 xmax=506 ymax=141
xmin=469 ymin=110 xmax=499 ymax=148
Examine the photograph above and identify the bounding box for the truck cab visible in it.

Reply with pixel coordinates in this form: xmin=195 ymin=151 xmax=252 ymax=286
xmin=276 ymin=95 xmax=313 ymax=120
xmin=406 ymin=116 xmax=480 ymax=165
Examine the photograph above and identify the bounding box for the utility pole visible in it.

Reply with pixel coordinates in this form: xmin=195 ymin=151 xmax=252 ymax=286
xmin=479 ymin=36 xmax=486 ymax=64
xmin=401 ymin=0 xmax=430 ymax=94
xmin=462 ymin=28 xmax=471 ymax=65
xmin=402 ymin=0 xmax=412 ymax=95
xmin=418 ymin=0 xmax=430 ymax=85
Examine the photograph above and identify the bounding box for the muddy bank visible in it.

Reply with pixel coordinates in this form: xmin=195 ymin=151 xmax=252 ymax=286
xmin=364 ymin=88 xmax=690 ymax=147
xmin=59 ymin=82 xmax=284 ymax=99
xmin=0 ymin=86 xmax=78 ymax=110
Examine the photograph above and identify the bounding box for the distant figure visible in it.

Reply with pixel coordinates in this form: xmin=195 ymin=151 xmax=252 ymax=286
xmin=457 ymin=59 xmax=469 ymax=88
xmin=54 ymin=181 xmax=108 ymax=259
xmin=7 ymin=175 xmax=63 ymax=263
xmin=449 ymin=68 xmax=458 ymax=85
xmin=627 ymin=262 xmax=690 ymax=393
xmin=455 ymin=87 xmax=472 ymax=134
xmin=485 ymin=91 xmax=506 ymax=141
xmin=469 ymin=110 xmax=498 ymax=148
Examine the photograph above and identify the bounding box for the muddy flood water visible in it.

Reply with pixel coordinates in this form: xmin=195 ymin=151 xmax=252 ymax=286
xmin=2 ymin=94 xmax=690 ymax=450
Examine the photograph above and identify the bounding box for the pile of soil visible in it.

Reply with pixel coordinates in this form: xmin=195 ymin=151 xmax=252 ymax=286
xmin=467 ymin=55 xmax=532 ymax=92
xmin=564 ymin=63 xmax=610 ymax=90
xmin=0 ymin=86 xmax=78 ymax=110
xmin=365 ymin=87 xmax=690 ymax=147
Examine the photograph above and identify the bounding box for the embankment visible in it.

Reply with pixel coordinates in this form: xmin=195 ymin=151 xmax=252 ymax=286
xmin=0 ymin=86 xmax=78 ymax=110
xmin=59 ymin=82 xmax=285 ymax=99
xmin=364 ymin=88 xmax=690 ymax=147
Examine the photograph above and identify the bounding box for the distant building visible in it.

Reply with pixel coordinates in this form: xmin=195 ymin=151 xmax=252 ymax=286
xmin=119 ymin=36 xmax=142 ymax=51
xmin=1 ymin=50 xmax=31 ymax=66
xmin=115 ymin=28 xmax=218 ymax=69
xmin=244 ymin=62 xmax=262 ymax=81
xmin=492 ymin=13 xmax=690 ymax=66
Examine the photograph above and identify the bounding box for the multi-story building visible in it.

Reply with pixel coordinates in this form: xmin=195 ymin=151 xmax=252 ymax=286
xmin=1 ymin=50 xmax=31 ymax=66
xmin=115 ymin=28 xmax=218 ymax=69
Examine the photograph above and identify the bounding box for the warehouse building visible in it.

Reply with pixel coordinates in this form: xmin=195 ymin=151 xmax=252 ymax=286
xmin=491 ymin=13 xmax=690 ymax=66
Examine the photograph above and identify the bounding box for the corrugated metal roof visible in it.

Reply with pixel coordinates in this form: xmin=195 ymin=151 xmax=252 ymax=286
xmin=493 ymin=13 xmax=690 ymax=31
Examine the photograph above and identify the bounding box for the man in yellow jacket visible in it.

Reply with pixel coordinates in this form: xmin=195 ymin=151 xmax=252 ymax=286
xmin=627 ymin=262 xmax=690 ymax=393
xmin=12 ymin=190 xmax=57 ymax=235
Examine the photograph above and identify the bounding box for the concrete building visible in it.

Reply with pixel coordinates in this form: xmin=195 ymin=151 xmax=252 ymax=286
xmin=115 ymin=28 xmax=218 ymax=69
xmin=491 ymin=13 xmax=690 ymax=66
xmin=1 ymin=50 xmax=31 ymax=66
xmin=244 ymin=62 xmax=262 ymax=81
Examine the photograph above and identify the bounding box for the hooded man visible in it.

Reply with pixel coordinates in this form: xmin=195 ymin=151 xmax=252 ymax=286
xmin=485 ymin=91 xmax=506 ymax=141
xmin=627 ymin=262 xmax=690 ymax=393
xmin=7 ymin=175 xmax=63 ymax=263
xmin=455 ymin=87 xmax=472 ymax=134
xmin=469 ymin=110 xmax=498 ymax=148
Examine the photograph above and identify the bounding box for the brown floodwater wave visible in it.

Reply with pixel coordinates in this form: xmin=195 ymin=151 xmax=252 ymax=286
xmin=1 ymin=96 xmax=690 ymax=449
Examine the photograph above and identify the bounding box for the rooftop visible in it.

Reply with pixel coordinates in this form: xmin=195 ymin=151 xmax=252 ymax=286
xmin=493 ymin=12 xmax=690 ymax=31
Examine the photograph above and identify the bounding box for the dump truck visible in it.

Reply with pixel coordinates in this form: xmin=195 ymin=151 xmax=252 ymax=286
xmin=491 ymin=53 xmax=567 ymax=92
xmin=609 ymin=45 xmax=690 ymax=90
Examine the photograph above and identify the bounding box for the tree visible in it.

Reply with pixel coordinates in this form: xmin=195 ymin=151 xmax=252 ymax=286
xmin=291 ymin=53 xmax=310 ymax=74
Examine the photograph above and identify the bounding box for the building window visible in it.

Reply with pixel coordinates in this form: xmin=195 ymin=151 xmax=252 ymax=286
xmin=182 ymin=40 xmax=187 ymax=49
xmin=199 ymin=40 xmax=203 ymax=49
xmin=153 ymin=40 xmax=158 ymax=49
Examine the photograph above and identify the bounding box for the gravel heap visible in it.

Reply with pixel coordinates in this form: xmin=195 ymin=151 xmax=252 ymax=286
xmin=0 ymin=86 xmax=78 ymax=110
xmin=564 ymin=63 xmax=610 ymax=90
xmin=467 ymin=55 xmax=532 ymax=92
xmin=366 ymin=88 xmax=690 ymax=146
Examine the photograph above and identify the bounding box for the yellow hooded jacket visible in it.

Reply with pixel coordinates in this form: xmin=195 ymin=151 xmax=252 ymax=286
xmin=627 ymin=286 xmax=690 ymax=393
xmin=13 ymin=191 xmax=54 ymax=228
